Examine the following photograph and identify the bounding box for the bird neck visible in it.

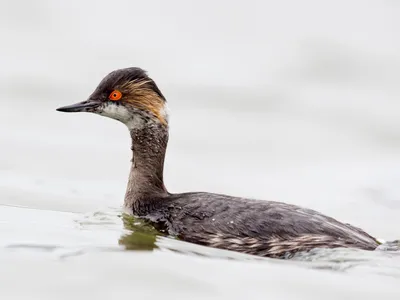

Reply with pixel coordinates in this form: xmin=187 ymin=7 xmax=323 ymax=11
xmin=124 ymin=123 xmax=169 ymax=210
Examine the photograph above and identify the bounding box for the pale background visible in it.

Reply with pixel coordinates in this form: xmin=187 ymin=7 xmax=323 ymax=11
xmin=0 ymin=1 xmax=399 ymax=299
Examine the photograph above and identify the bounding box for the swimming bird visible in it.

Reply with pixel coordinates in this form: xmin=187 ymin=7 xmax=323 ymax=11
xmin=57 ymin=67 xmax=383 ymax=258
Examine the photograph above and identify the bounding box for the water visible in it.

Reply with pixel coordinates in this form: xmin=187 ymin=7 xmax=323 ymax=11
xmin=1 ymin=0 xmax=400 ymax=299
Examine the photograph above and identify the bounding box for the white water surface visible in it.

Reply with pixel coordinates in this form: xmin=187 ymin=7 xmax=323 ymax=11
xmin=1 ymin=1 xmax=400 ymax=299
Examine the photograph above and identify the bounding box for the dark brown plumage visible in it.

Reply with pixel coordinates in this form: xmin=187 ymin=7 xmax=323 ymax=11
xmin=57 ymin=67 xmax=387 ymax=259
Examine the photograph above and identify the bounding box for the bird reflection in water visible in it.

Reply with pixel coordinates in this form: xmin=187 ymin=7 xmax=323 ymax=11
xmin=118 ymin=214 xmax=163 ymax=251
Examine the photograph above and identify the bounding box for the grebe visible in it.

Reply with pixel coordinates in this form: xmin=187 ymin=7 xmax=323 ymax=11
xmin=57 ymin=67 xmax=382 ymax=258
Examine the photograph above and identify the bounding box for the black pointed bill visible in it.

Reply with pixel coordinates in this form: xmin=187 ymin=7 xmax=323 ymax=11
xmin=56 ymin=100 xmax=101 ymax=113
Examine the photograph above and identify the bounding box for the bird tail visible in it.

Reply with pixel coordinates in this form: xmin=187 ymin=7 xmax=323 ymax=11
xmin=375 ymin=239 xmax=400 ymax=251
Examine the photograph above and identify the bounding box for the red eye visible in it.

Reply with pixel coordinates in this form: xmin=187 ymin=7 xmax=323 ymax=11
xmin=109 ymin=90 xmax=122 ymax=101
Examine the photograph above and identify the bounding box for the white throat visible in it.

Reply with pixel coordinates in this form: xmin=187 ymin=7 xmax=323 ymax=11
xmin=99 ymin=102 xmax=168 ymax=130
